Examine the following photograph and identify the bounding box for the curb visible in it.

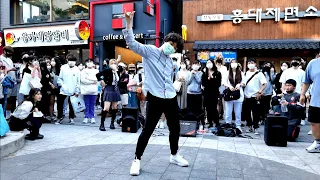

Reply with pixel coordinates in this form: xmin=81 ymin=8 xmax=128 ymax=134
xmin=0 ymin=132 xmax=25 ymax=158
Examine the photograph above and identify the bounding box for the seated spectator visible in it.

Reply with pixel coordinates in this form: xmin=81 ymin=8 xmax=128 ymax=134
xmin=8 ymin=88 xmax=44 ymax=141
xmin=273 ymin=79 xmax=305 ymax=120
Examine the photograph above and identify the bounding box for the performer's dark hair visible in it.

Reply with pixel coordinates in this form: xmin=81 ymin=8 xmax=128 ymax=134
xmin=164 ymin=32 xmax=184 ymax=53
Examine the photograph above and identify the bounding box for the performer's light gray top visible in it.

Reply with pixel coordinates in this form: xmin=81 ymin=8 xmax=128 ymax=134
xmin=123 ymin=29 xmax=176 ymax=99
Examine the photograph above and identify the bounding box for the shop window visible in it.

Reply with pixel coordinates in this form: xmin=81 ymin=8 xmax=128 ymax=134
xmin=52 ymin=0 xmax=89 ymax=22
xmin=12 ymin=0 xmax=89 ymax=25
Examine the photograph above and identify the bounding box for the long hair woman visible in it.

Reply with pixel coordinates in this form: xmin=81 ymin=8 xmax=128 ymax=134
xmin=9 ymin=88 xmax=44 ymax=140
xmin=202 ymin=59 xmax=222 ymax=129
xmin=96 ymin=59 xmax=120 ymax=131
xmin=223 ymin=60 xmax=245 ymax=132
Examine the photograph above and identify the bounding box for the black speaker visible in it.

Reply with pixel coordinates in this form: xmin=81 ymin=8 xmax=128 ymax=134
xmin=180 ymin=120 xmax=198 ymax=137
xmin=264 ymin=115 xmax=288 ymax=147
xmin=122 ymin=107 xmax=139 ymax=133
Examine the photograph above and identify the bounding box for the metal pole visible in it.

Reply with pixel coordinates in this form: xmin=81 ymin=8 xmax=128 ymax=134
xmin=243 ymin=57 xmax=247 ymax=72
xmin=49 ymin=0 xmax=53 ymax=22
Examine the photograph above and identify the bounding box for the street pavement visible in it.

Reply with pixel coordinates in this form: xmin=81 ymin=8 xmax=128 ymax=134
xmin=1 ymin=111 xmax=320 ymax=180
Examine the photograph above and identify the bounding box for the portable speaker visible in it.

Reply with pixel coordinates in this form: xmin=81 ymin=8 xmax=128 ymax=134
xmin=180 ymin=120 xmax=198 ymax=137
xmin=122 ymin=107 xmax=139 ymax=133
xmin=264 ymin=115 xmax=288 ymax=147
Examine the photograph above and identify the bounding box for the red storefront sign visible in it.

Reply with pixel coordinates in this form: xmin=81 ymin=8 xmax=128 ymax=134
xmin=143 ymin=0 xmax=154 ymax=16
xmin=0 ymin=32 xmax=4 ymax=54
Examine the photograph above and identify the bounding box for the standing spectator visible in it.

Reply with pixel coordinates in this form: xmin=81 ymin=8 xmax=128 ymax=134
xmin=215 ymin=56 xmax=228 ymax=119
xmin=300 ymin=57 xmax=320 ymax=153
xmin=134 ymin=63 xmax=146 ymax=118
xmin=118 ymin=62 xmax=129 ymax=108
xmin=187 ymin=60 xmax=203 ymax=113
xmin=0 ymin=46 xmax=16 ymax=114
xmin=39 ymin=61 xmax=51 ymax=119
xmin=127 ymin=63 xmax=138 ymax=108
xmin=55 ymin=54 xmax=81 ymax=124
xmin=223 ymin=60 xmax=245 ymax=132
xmin=176 ymin=60 xmax=191 ymax=109
xmin=96 ymin=59 xmax=121 ymax=130
xmin=243 ymin=58 xmax=267 ymax=134
xmin=81 ymin=59 xmax=99 ymax=124
xmin=202 ymin=60 xmax=221 ymax=129
xmin=274 ymin=62 xmax=290 ymax=95
xmin=261 ymin=62 xmax=275 ymax=122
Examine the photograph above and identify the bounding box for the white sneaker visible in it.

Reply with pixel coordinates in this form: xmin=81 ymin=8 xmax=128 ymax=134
xmin=83 ymin=118 xmax=88 ymax=124
xmin=254 ymin=129 xmax=259 ymax=135
xmin=91 ymin=118 xmax=96 ymax=124
xmin=69 ymin=119 xmax=75 ymax=124
xmin=170 ymin=153 xmax=189 ymax=167
xmin=55 ymin=119 xmax=63 ymax=125
xmin=306 ymin=141 xmax=320 ymax=153
xmin=159 ymin=121 xmax=165 ymax=129
xmin=308 ymin=130 xmax=312 ymax=135
xmin=130 ymin=159 xmax=140 ymax=176
xmin=236 ymin=126 xmax=243 ymax=134
xmin=301 ymin=120 xmax=306 ymax=126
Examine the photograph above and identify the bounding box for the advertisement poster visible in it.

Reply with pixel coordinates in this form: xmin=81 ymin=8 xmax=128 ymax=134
xmin=197 ymin=51 xmax=237 ymax=63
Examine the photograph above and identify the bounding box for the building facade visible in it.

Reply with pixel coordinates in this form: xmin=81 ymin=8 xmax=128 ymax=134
xmin=89 ymin=0 xmax=176 ymax=65
xmin=1 ymin=0 xmax=90 ymax=63
xmin=183 ymin=0 xmax=320 ymax=70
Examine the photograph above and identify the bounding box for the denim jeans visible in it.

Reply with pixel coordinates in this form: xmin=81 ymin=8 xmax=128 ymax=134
xmin=128 ymin=91 xmax=138 ymax=108
xmin=84 ymin=95 xmax=96 ymax=119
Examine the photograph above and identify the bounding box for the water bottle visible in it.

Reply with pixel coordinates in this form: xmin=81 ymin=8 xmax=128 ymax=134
xmin=280 ymin=97 xmax=288 ymax=112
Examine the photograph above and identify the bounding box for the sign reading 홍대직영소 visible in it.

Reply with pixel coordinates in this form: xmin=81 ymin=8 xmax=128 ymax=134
xmin=3 ymin=23 xmax=89 ymax=47
xmin=197 ymin=6 xmax=319 ymax=24
xmin=103 ymin=33 xmax=144 ymax=40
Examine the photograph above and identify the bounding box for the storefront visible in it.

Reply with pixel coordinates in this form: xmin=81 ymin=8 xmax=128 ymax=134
xmin=89 ymin=0 xmax=174 ymax=65
xmin=183 ymin=0 xmax=320 ymax=70
xmin=3 ymin=21 xmax=90 ymax=63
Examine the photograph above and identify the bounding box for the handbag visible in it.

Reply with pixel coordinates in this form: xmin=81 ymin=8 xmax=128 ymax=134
xmin=223 ymin=88 xmax=240 ymax=101
xmin=173 ymin=80 xmax=182 ymax=92
xmin=29 ymin=77 xmax=42 ymax=89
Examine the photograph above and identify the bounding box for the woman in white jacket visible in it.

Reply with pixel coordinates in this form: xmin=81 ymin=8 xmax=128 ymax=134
xmin=223 ymin=60 xmax=245 ymax=132
xmin=80 ymin=60 xmax=99 ymax=124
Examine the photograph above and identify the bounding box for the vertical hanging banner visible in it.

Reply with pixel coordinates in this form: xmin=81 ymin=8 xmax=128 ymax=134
xmin=112 ymin=3 xmax=135 ymax=29
xmin=143 ymin=0 xmax=155 ymax=16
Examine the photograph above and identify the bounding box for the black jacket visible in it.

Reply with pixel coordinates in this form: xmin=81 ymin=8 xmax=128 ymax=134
xmin=96 ymin=69 xmax=114 ymax=86
xmin=118 ymin=72 xmax=129 ymax=94
xmin=202 ymin=70 xmax=222 ymax=97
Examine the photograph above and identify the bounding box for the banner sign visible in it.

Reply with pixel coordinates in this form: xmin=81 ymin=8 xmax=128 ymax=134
xmin=197 ymin=51 xmax=237 ymax=63
xmin=112 ymin=3 xmax=134 ymax=29
xmin=3 ymin=22 xmax=89 ymax=47
xmin=197 ymin=6 xmax=320 ymax=24
xmin=143 ymin=0 xmax=155 ymax=16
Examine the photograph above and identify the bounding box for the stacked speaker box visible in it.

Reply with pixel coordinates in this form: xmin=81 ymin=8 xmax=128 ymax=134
xmin=121 ymin=107 xmax=140 ymax=133
xmin=264 ymin=115 xmax=288 ymax=147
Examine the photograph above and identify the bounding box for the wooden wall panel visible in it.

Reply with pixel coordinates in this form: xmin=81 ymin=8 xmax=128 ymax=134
xmin=183 ymin=0 xmax=320 ymax=41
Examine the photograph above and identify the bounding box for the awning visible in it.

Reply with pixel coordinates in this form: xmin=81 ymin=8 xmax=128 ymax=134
xmin=193 ymin=39 xmax=320 ymax=50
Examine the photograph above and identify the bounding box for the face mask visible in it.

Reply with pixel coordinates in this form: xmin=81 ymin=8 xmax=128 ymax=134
xmin=78 ymin=65 xmax=84 ymax=70
xmin=86 ymin=62 xmax=94 ymax=68
xmin=180 ymin=64 xmax=186 ymax=69
xmin=206 ymin=63 xmax=213 ymax=69
xmin=248 ymin=64 xmax=255 ymax=70
xmin=192 ymin=64 xmax=199 ymax=71
xmin=263 ymin=66 xmax=271 ymax=71
xmin=186 ymin=61 xmax=190 ymax=65
xmin=118 ymin=66 xmax=124 ymax=72
xmin=291 ymin=61 xmax=299 ymax=67
xmin=68 ymin=61 xmax=76 ymax=67
xmin=281 ymin=66 xmax=287 ymax=71
xmin=110 ymin=64 xmax=117 ymax=70
xmin=216 ymin=59 xmax=222 ymax=64
xmin=129 ymin=70 xmax=135 ymax=74
xmin=51 ymin=61 xmax=56 ymax=67
xmin=163 ymin=42 xmax=175 ymax=55
xmin=231 ymin=63 xmax=238 ymax=69
xmin=96 ymin=65 xmax=99 ymax=69
xmin=47 ymin=66 xmax=51 ymax=70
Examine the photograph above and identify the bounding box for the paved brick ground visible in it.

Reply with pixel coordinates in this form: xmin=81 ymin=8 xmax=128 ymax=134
xmin=1 ymin=110 xmax=320 ymax=180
